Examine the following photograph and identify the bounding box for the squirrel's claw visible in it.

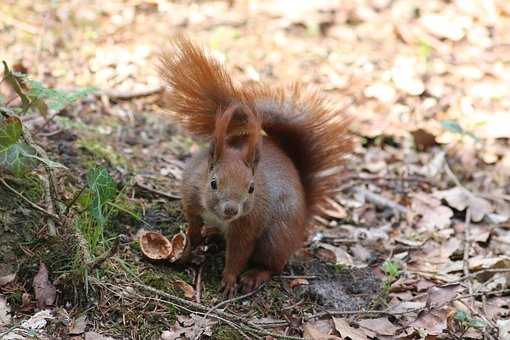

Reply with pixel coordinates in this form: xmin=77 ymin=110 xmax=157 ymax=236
xmin=220 ymin=273 xmax=238 ymax=299
xmin=240 ymin=269 xmax=271 ymax=293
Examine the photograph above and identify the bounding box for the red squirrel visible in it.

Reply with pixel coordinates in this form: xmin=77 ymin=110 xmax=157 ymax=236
xmin=159 ymin=37 xmax=351 ymax=296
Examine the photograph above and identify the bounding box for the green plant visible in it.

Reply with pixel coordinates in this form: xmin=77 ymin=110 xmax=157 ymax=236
xmin=454 ymin=310 xmax=486 ymax=334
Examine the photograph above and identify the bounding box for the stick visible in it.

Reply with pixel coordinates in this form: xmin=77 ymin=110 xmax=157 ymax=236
xmin=102 ymin=85 xmax=164 ymax=100
xmin=353 ymin=187 xmax=408 ymax=214
xmin=0 ymin=177 xmax=58 ymax=219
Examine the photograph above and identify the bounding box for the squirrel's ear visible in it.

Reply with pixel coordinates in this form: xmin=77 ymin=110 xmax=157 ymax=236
xmin=244 ymin=142 xmax=260 ymax=173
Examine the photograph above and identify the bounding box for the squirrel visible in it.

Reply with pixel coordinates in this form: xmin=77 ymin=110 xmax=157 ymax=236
xmin=158 ymin=37 xmax=352 ymax=296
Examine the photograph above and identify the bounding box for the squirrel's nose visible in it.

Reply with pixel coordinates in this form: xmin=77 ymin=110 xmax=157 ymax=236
xmin=222 ymin=202 xmax=239 ymax=218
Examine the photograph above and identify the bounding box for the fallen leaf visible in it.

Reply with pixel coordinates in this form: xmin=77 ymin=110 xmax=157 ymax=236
xmin=426 ymin=284 xmax=463 ymax=308
xmin=303 ymin=321 xmax=340 ymax=340
xmin=419 ymin=150 xmax=445 ymax=178
xmin=289 ymin=278 xmax=309 ymax=289
xmin=411 ymin=193 xmax=453 ymax=230
xmin=411 ymin=129 xmax=437 ymax=151
xmin=392 ymin=56 xmax=424 ymax=96
xmin=408 ymin=309 xmax=448 ymax=336
xmin=0 ymin=295 xmax=11 ymax=327
xmin=174 ymin=280 xmax=195 ymax=299
xmin=84 ymin=331 xmax=115 ymax=340
xmin=420 ymin=14 xmax=470 ymax=41
xmin=358 ymin=317 xmax=399 ymax=336
xmin=333 ymin=318 xmax=367 ymax=340
xmin=364 ymin=82 xmax=396 ymax=103
xmin=317 ymin=243 xmax=353 ymax=266
xmin=33 ymin=263 xmax=56 ymax=309
xmin=21 ymin=309 xmax=53 ymax=330
xmin=68 ymin=315 xmax=88 ymax=335
xmin=319 ymin=197 xmax=347 ymax=220
xmin=435 ymin=187 xmax=492 ymax=222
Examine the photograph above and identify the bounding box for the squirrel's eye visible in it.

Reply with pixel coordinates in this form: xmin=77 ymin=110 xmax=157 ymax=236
xmin=210 ymin=178 xmax=217 ymax=190
xmin=248 ymin=182 xmax=255 ymax=194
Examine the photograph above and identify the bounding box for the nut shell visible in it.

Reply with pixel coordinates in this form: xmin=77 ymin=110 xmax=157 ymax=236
xmin=140 ymin=231 xmax=173 ymax=260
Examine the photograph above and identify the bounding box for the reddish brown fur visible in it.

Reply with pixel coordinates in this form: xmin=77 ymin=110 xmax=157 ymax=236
xmin=159 ymin=37 xmax=352 ymax=296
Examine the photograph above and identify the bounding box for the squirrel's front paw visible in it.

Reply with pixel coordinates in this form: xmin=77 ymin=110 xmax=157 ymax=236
xmin=220 ymin=273 xmax=238 ymax=298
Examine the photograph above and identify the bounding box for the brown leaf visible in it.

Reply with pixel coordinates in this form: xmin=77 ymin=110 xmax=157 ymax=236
xmin=319 ymin=197 xmax=347 ymax=220
xmin=409 ymin=309 xmax=448 ymax=336
xmin=426 ymin=284 xmax=463 ymax=308
xmin=68 ymin=315 xmax=88 ymax=335
xmin=411 ymin=193 xmax=453 ymax=230
xmin=0 ymin=295 xmax=11 ymax=327
xmin=289 ymin=278 xmax=309 ymax=289
xmin=316 ymin=243 xmax=353 ymax=266
xmin=333 ymin=318 xmax=367 ymax=340
xmin=33 ymin=262 xmax=56 ymax=309
xmin=84 ymin=331 xmax=115 ymax=340
xmin=411 ymin=129 xmax=437 ymax=151
xmin=358 ymin=317 xmax=399 ymax=336
xmin=173 ymin=280 xmax=195 ymax=299
xmin=303 ymin=320 xmax=340 ymax=340
xmin=435 ymin=187 xmax=492 ymax=222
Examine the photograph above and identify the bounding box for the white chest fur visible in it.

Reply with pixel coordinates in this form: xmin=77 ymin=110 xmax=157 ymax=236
xmin=201 ymin=210 xmax=229 ymax=233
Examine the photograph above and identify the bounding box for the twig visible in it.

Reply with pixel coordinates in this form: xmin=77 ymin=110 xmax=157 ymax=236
xmin=64 ymin=186 xmax=86 ymax=215
xmin=135 ymin=180 xmax=180 ymax=199
xmin=88 ymin=238 xmax=120 ymax=271
xmin=305 ymin=289 xmax=510 ymax=321
xmin=276 ymin=275 xmax=319 ymax=280
xmin=0 ymin=177 xmax=58 ymax=219
xmin=463 ymin=208 xmax=473 ymax=300
xmin=353 ymin=187 xmax=408 ymax=214
xmin=38 ymin=174 xmax=57 ymax=236
xmin=195 ymin=263 xmax=204 ymax=304
xmin=131 ymin=281 xmax=303 ymax=339
xmin=458 ymin=268 xmax=510 ymax=282
xmin=102 ymin=85 xmax=164 ymax=100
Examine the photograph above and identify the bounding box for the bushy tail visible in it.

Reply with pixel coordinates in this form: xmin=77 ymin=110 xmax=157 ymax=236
xmin=159 ymin=37 xmax=352 ymax=216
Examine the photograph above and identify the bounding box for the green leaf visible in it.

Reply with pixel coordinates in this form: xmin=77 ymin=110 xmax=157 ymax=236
xmin=441 ymin=120 xmax=464 ymax=134
xmin=2 ymin=61 xmax=30 ymax=109
xmin=454 ymin=310 xmax=468 ymax=322
xmin=0 ymin=143 xmax=37 ymax=176
xmin=382 ymin=260 xmax=400 ymax=278
xmin=87 ymin=167 xmax=117 ymax=225
xmin=469 ymin=318 xmax=486 ymax=330
xmin=0 ymin=116 xmax=23 ymax=147
xmin=27 ymin=80 xmax=95 ymax=113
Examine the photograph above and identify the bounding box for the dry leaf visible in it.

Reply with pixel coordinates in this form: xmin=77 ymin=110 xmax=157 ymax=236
xmin=426 ymin=284 xmax=463 ymax=308
xmin=333 ymin=318 xmax=367 ymax=340
xmin=411 ymin=193 xmax=453 ymax=230
xmin=0 ymin=295 xmax=11 ymax=327
xmin=420 ymin=14 xmax=470 ymax=41
xmin=68 ymin=315 xmax=88 ymax=335
xmin=21 ymin=309 xmax=53 ymax=330
xmin=33 ymin=263 xmax=56 ymax=309
xmin=84 ymin=331 xmax=115 ymax=340
xmin=364 ymin=82 xmax=396 ymax=103
xmin=435 ymin=187 xmax=492 ymax=222
xmin=174 ymin=280 xmax=195 ymax=299
xmin=289 ymin=278 xmax=309 ymax=289
xmin=303 ymin=321 xmax=340 ymax=340
xmin=319 ymin=197 xmax=347 ymax=220
xmin=358 ymin=317 xmax=399 ymax=336
xmin=392 ymin=56 xmax=424 ymax=96
xmin=317 ymin=243 xmax=353 ymax=266
xmin=409 ymin=309 xmax=448 ymax=336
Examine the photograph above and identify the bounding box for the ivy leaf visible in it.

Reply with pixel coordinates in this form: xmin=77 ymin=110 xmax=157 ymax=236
xmin=0 ymin=143 xmax=37 ymax=176
xmin=454 ymin=310 xmax=468 ymax=322
xmin=441 ymin=120 xmax=464 ymax=134
xmin=0 ymin=116 xmax=23 ymax=147
xmin=27 ymin=80 xmax=95 ymax=113
xmin=87 ymin=167 xmax=117 ymax=225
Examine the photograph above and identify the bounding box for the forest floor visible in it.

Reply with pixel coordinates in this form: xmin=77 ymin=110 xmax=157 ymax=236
xmin=1 ymin=1 xmax=510 ymax=339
